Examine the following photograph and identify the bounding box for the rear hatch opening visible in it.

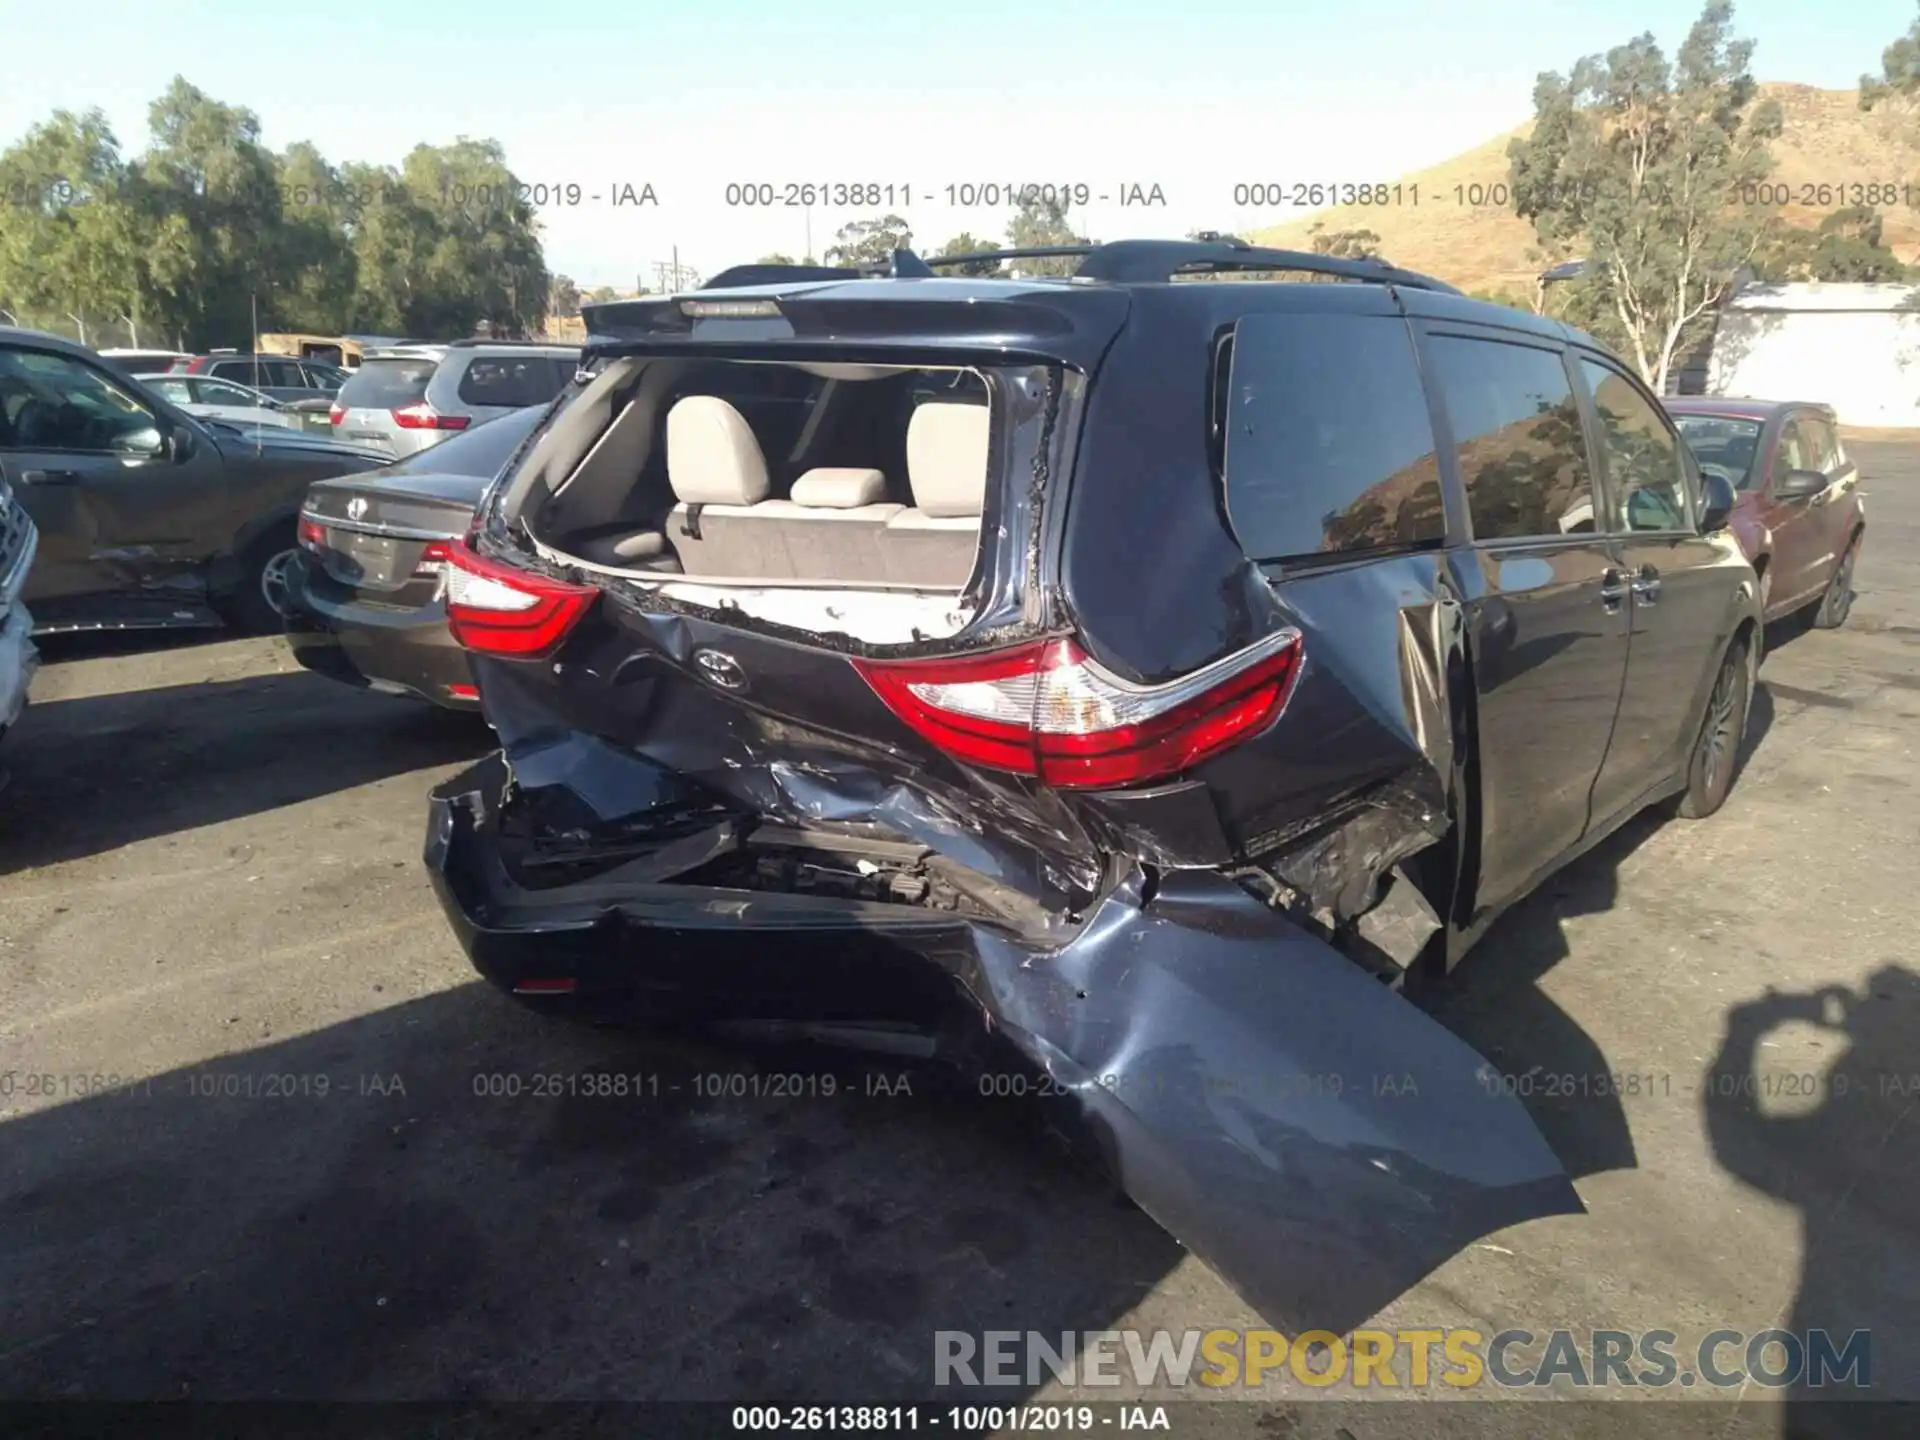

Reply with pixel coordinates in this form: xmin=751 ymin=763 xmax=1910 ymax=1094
xmin=494 ymin=354 xmax=1046 ymax=644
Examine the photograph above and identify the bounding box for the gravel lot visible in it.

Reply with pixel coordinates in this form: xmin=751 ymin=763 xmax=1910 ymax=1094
xmin=1 ymin=441 xmax=1915 ymax=1435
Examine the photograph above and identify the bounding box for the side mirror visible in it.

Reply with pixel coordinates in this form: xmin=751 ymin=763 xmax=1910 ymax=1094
xmin=1774 ymin=467 xmax=1828 ymax=500
xmin=118 ymin=425 xmax=167 ymax=459
xmin=168 ymin=421 xmax=199 ymax=463
xmin=1699 ymin=471 xmax=1736 ymax=534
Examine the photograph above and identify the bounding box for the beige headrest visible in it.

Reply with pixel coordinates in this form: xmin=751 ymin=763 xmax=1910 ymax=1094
xmin=666 ymin=396 xmax=769 ymax=506
xmin=905 ymin=402 xmax=990 ymax=519
xmin=790 ymin=468 xmax=887 ymax=508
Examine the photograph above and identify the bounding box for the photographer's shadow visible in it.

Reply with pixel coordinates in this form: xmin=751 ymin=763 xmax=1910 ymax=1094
xmin=1703 ymin=967 xmax=1920 ymax=1434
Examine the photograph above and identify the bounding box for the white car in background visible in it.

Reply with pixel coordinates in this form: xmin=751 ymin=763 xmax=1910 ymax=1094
xmin=143 ymin=373 xmax=295 ymax=429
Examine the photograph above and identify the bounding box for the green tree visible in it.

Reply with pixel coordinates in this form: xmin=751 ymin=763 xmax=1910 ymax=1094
xmin=270 ymin=140 xmax=357 ymax=334
xmin=0 ymin=79 xmax=556 ymax=349
xmin=756 ymin=252 xmax=797 ymax=265
xmin=1752 ymin=206 xmax=1911 ymax=282
xmin=824 ymin=215 xmax=911 ymax=268
xmin=1860 ymin=4 xmax=1920 ymax=108
xmin=549 ymin=274 xmax=581 ymax=318
xmin=932 ymin=231 xmax=1002 ymax=277
xmin=584 ymin=285 xmax=619 ymax=305
xmin=0 ymin=109 xmax=147 ymax=346
xmin=132 ymin=78 xmax=285 ymax=347
xmin=1004 ymin=193 xmax=1089 ymax=276
xmin=1507 ymin=1 xmax=1782 ymax=392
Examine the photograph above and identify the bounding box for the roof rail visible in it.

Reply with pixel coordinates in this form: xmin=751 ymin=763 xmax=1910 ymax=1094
xmin=920 ymin=244 xmax=1098 ymax=272
xmin=444 ymin=337 xmax=581 ymax=349
xmin=908 ymin=236 xmax=1462 ymax=294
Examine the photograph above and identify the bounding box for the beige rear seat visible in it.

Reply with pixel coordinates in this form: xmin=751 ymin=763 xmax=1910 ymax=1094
xmin=884 ymin=401 xmax=989 ymax=587
xmin=757 ymin=468 xmax=903 ymax=582
xmin=661 ymin=395 xmax=794 ymax=578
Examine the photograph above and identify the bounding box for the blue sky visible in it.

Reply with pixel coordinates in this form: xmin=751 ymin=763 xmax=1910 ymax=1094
xmin=0 ymin=0 xmax=1912 ymax=287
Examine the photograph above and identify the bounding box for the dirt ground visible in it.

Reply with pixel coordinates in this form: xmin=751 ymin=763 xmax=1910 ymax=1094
xmin=1 ymin=441 xmax=1915 ymax=1437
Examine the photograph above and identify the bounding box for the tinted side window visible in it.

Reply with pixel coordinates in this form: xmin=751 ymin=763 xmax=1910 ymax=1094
xmin=1577 ymin=358 xmax=1691 ymax=532
xmin=0 ymin=348 xmax=162 ymax=454
xmin=1221 ymin=312 xmax=1444 ymax=561
xmin=1800 ymin=416 xmax=1842 ymax=474
xmin=457 ymin=356 xmax=569 ymax=409
xmin=1426 ymin=335 xmax=1595 ymax=539
xmin=1777 ymin=417 xmax=1808 ymax=473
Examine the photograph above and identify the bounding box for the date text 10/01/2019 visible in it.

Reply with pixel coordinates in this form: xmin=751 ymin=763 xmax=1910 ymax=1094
xmin=721 ymin=183 xmax=1167 ymax=209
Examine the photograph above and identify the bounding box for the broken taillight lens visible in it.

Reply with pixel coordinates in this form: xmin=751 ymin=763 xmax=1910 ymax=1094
xmin=444 ymin=541 xmax=598 ymax=659
xmin=852 ymin=629 xmax=1303 ymax=790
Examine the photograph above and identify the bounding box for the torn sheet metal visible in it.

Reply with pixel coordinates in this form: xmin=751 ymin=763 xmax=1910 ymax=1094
xmin=430 ymin=480 xmax=1575 ymax=1336
xmin=428 ymin=737 xmax=1580 ymax=1335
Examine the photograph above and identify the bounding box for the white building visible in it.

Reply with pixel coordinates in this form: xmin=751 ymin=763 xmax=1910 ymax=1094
xmin=1707 ymin=282 xmax=1920 ymax=428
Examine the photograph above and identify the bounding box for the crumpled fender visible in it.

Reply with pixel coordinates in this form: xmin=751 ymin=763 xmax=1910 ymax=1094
xmin=956 ymin=866 xmax=1583 ymax=1334
xmin=461 ymin=550 xmax=1578 ymax=1331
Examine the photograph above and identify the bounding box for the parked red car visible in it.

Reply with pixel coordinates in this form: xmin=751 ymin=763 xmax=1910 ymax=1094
xmin=1666 ymin=398 xmax=1865 ymax=629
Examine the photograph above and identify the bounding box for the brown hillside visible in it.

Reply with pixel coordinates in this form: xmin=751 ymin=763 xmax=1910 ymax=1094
xmin=1246 ymin=84 xmax=1920 ymax=296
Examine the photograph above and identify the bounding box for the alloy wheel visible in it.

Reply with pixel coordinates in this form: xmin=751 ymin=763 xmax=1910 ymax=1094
xmin=259 ymin=547 xmax=297 ymax=617
xmin=1697 ymin=650 xmax=1743 ymax=798
xmin=1821 ymin=545 xmax=1857 ymax=627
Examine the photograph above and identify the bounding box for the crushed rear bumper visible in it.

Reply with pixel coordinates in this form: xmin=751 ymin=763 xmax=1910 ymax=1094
xmin=425 ymin=750 xmax=1581 ymax=1333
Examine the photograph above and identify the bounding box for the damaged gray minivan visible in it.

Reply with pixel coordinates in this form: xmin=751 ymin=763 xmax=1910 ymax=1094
xmin=424 ymin=238 xmax=1761 ymax=1329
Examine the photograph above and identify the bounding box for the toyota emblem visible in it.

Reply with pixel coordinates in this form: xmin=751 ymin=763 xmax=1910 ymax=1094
xmin=693 ymin=648 xmax=747 ymax=690
xmin=346 ymin=496 xmax=369 ymax=521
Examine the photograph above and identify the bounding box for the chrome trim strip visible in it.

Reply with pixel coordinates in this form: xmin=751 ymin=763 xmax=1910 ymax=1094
xmin=302 ymin=509 xmax=460 ymax=543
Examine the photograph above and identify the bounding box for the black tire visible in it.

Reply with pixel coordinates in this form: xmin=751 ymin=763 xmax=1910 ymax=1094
xmin=1674 ymin=635 xmax=1752 ymax=820
xmin=227 ymin=522 xmax=300 ymax=634
xmin=1810 ymin=533 xmax=1860 ymax=630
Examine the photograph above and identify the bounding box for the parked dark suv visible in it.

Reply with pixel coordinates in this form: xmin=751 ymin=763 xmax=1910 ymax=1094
xmin=0 ymin=329 xmax=391 ymax=632
xmin=422 ymin=238 xmax=1761 ymax=1330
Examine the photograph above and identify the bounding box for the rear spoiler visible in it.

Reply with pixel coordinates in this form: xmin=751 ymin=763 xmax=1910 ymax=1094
xmin=576 ymin=287 xmax=1133 ymax=372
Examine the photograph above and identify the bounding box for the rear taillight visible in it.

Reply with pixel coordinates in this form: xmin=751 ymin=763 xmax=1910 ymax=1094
xmin=297 ymin=514 xmax=328 ymax=552
xmin=328 ymin=401 xmax=346 ymax=426
xmin=392 ymin=402 xmax=470 ymax=431
xmin=414 ymin=539 xmax=453 ymax=577
xmin=852 ymin=629 xmax=1302 ymax=790
xmin=444 ymin=541 xmax=598 ymax=659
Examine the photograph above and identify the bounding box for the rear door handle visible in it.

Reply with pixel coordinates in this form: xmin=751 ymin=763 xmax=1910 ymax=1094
xmin=19 ymin=469 xmax=80 ymax=486
xmin=1600 ymin=567 xmax=1628 ymax=609
xmin=1632 ymin=565 xmax=1661 ymax=603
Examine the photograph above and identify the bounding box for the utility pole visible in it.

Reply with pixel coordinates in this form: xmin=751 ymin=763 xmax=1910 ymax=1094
xmin=651 ymin=254 xmax=701 ymax=293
